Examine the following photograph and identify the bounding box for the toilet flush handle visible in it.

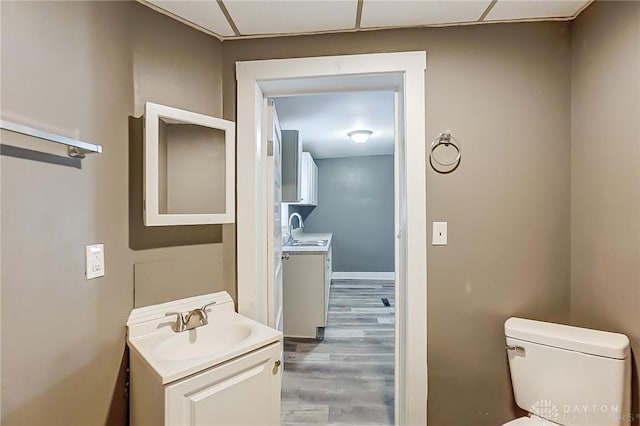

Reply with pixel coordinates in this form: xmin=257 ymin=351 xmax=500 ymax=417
xmin=506 ymin=345 xmax=525 ymax=355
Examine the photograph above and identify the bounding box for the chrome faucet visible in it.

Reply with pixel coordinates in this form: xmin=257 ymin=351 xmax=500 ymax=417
xmin=165 ymin=301 xmax=217 ymax=333
xmin=288 ymin=212 xmax=304 ymax=242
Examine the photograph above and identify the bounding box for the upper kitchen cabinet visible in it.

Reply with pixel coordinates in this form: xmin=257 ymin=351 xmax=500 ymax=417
xmin=282 ymin=129 xmax=318 ymax=206
xmin=144 ymin=102 xmax=235 ymax=226
xmin=292 ymin=152 xmax=318 ymax=206
xmin=281 ymin=130 xmax=302 ymax=203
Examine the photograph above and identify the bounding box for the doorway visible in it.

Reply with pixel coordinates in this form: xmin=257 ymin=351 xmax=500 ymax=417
xmin=235 ymin=52 xmax=427 ymax=426
xmin=274 ymin=90 xmax=396 ymax=424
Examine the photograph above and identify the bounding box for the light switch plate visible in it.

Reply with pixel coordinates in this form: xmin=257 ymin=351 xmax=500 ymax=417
xmin=86 ymin=243 xmax=105 ymax=279
xmin=432 ymin=222 xmax=447 ymax=246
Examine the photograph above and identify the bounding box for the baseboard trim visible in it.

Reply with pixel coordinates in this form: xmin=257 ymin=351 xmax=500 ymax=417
xmin=331 ymin=272 xmax=395 ymax=280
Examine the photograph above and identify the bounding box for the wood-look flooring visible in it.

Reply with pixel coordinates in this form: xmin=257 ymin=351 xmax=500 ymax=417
xmin=281 ymin=279 xmax=395 ymax=426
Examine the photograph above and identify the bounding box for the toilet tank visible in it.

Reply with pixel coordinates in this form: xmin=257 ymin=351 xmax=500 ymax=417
xmin=505 ymin=318 xmax=630 ymax=426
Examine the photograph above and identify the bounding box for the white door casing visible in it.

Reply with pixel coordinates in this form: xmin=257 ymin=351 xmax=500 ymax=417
xmin=236 ymin=52 xmax=427 ymax=426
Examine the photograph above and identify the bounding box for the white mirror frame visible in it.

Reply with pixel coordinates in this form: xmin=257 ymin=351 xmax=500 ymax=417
xmin=143 ymin=102 xmax=235 ymax=226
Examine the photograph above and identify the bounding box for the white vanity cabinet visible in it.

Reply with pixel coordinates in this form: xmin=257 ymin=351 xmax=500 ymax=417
xmin=131 ymin=342 xmax=281 ymax=426
xmin=282 ymin=245 xmax=332 ymax=339
xmin=127 ymin=292 xmax=283 ymax=426
xmin=165 ymin=343 xmax=281 ymax=426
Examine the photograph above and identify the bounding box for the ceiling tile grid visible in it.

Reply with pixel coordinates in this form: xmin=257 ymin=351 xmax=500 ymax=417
xmin=147 ymin=0 xmax=235 ymax=37
xmin=139 ymin=0 xmax=593 ymax=41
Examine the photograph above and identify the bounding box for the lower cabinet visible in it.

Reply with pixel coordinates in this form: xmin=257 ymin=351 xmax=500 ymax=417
xmin=131 ymin=342 xmax=282 ymax=426
xmin=282 ymin=247 xmax=332 ymax=339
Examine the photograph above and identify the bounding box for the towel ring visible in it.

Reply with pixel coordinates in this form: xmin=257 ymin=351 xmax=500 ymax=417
xmin=429 ymin=132 xmax=461 ymax=174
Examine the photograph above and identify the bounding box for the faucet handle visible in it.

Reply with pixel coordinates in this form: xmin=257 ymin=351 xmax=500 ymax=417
xmin=165 ymin=311 xmax=185 ymax=332
xmin=196 ymin=301 xmax=217 ymax=326
xmin=201 ymin=301 xmax=217 ymax=312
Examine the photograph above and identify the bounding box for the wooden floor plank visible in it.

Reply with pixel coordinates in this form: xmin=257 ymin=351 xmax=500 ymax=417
xmin=281 ymin=279 xmax=395 ymax=425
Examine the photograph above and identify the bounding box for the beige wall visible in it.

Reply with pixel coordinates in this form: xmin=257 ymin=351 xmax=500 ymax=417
xmin=570 ymin=0 xmax=640 ymax=421
xmin=0 ymin=2 xmax=228 ymax=424
xmin=7 ymin=2 xmax=636 ymax=425
xmin=222 ymin=22 xmax=572 ymax=425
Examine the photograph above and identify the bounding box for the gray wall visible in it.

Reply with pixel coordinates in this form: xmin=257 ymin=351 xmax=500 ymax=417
xmin=570 ymin=1 xmax=640 ymax=421
xmin=298 ymin=155 xmax=395 ymax=273
xmin=223 ymin=21 xmax=572 ymax=425
xmin=0 ymin=2 xmax=231 ymax=424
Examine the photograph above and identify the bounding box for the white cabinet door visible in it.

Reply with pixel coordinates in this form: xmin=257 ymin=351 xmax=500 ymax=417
xmin=282 ymin=253 xmax=325 ymax=338
xmin=291 ymin=152 xmax=318 ymax=206
xmin=305 ymin=154 xmax=318 ymax=206
xmin=165 ymin=343 xmax=281 ymax=426
xmin=311 ymin=159 xmax=319 ymax=205
xmin=298 ymin=153 xmax=311 ymax=205
xmin=283 ymin=249 xmax=331 ymax=338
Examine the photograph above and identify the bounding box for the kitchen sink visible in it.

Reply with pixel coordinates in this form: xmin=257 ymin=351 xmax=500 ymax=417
xmin=287 ymin=239 xmax=328 ymax=247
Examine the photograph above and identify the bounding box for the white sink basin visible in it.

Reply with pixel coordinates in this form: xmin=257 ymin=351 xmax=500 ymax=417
xmin=151 ymin=322 xmax=254 ymax=361
xmin=127 ymin=292 xmax=282 ymax=384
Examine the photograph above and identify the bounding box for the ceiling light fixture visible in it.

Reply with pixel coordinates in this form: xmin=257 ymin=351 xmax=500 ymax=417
xmin=348 ymin=130 xmax=373 ymax=144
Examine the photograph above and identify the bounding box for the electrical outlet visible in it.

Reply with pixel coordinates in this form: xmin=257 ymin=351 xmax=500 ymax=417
xmin=432 ymin=222 xmax=447 ymax=246
xmin=86 ymin=243 xmax=105 ymax=279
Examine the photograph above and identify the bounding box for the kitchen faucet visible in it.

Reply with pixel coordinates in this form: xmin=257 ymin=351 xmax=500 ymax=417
xmin=165 ymin=301 xmax=217 ymax=333
xmin=288 ymin=212 xmax=304 ymax=243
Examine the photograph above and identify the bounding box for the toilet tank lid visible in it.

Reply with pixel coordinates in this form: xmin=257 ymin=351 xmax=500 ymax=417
xmin=505 ymin=317 xmax=629 ymax=360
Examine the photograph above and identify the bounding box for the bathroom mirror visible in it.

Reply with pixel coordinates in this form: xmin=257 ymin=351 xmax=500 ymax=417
xmin=144 ymin=102 xmax=235 ymax=226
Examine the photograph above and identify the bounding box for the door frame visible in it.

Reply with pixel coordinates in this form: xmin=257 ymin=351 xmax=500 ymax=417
xmin=235 ymin=51 xmax=427 ymax=426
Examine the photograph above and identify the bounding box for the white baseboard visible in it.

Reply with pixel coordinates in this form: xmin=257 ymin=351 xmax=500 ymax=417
xmin=331 ymin=272 xmax=395 ymax=280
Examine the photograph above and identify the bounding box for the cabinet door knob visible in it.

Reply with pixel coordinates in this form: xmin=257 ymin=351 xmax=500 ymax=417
xmin=282 ymin=254 xmax=290 ymax=260
xmin=275 ymin=360 xmax=281 ymax=368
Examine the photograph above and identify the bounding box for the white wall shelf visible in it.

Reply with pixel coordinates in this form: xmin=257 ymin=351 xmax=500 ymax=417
xmin=143 ymin=102 xmax=235 ymax=226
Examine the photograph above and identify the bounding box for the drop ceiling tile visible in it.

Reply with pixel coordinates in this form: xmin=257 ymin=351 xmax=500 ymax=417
xmin=146 ymin=0 xmax=236 ymax=37
xmin=223 ymin=0 xmax=358 ymax=36
xmin=485 ymin=0 xmax=590 ymax=21
xmin=361 ymin=0 xmax=492 ymax=28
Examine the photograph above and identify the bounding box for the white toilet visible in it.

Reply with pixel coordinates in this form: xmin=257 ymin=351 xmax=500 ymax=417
xmin=503 ymin=317 xmax=631 ymax=426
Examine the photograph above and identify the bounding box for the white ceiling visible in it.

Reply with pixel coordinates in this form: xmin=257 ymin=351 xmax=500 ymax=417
xmin=274 ymin=91 xmax=395 ymax=159
xmin=142 ymin=0 xmax=592 ymax=41
xmin=361 ymin=0 xmax=492 ymax=28
xmin=224 ymin=0 xmax=358 ymax=35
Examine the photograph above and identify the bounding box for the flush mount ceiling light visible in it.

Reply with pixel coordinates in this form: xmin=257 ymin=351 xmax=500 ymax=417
xmin=348 ymin=130 xmax=373 ymax=144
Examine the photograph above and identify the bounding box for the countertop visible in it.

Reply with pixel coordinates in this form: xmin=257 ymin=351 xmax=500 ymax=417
xmin=282 ymin=231 xmax=333 ymax=255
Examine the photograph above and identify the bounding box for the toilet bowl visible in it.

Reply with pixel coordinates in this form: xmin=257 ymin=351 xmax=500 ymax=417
xmin=502 ymin=317 xmax=631 ymax=426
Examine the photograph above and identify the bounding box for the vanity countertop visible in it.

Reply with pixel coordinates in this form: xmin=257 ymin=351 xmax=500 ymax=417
xmin=282 ymin=232 xmax=332 ymax=255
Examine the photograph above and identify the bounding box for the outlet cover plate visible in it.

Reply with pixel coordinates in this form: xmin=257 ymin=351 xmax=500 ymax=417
xmin=86 ymin=243 xmax=105 ymax=279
